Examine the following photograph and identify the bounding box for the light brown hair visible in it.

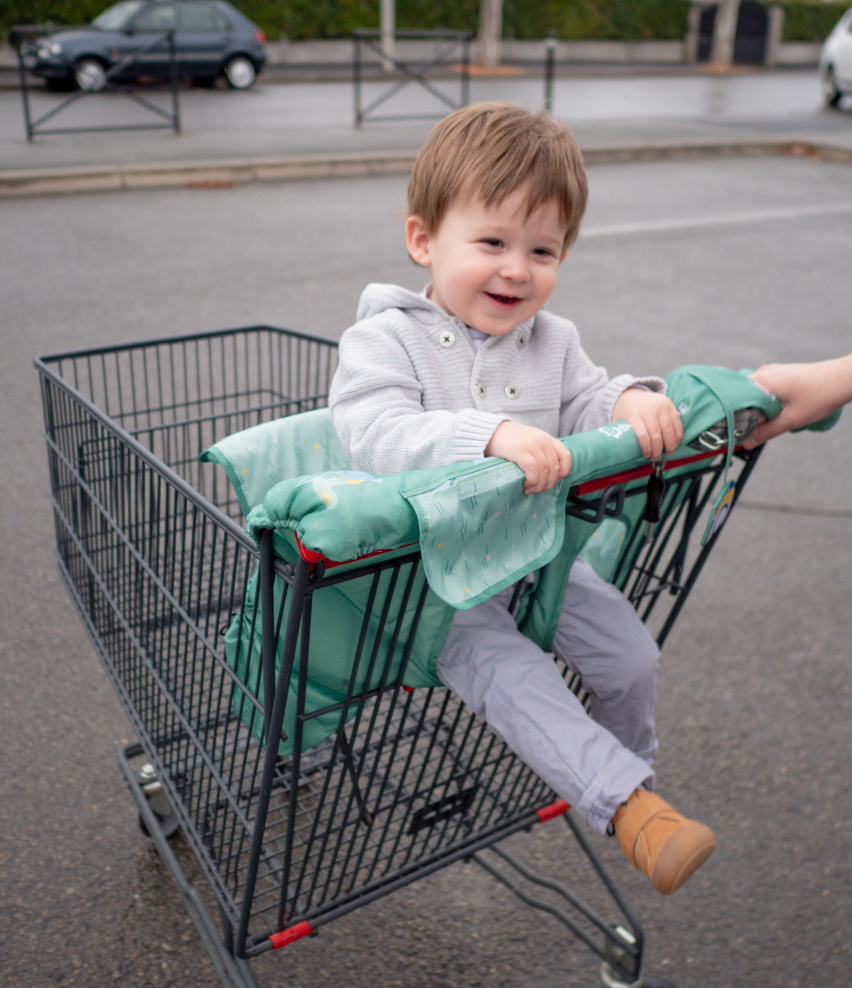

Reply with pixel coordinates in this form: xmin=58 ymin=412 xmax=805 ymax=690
xmin=407 ymin=102 xmax=588 ymax=250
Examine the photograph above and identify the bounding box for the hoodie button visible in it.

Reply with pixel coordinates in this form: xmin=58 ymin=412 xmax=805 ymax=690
xmin=477 ymin=383 xmax=485 ymax=396
xmin=517 ymin=335 xmax=525 ymax=348
xmin=505 ymin=385 xmax=519 ymax=399
xmin=439 ymin=330 xmax=455 ymax=348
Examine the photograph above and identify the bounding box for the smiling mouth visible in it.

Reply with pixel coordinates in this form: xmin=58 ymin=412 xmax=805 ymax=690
xmin=486 ymin=292 xmax=522 ymax=306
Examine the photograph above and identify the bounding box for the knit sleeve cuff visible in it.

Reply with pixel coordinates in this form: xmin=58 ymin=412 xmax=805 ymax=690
xmin=453 ymin=409 xmax=512 ymax=460
xmin=605 ymin=374 xmax=667 ymax=419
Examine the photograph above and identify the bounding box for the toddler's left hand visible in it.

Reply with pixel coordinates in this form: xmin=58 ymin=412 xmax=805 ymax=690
xmin=612 ymin=388 xmax=683 ymax=460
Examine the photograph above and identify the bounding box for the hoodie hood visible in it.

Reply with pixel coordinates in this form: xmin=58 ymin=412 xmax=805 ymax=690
xmin=356 ymin=283 xmax=438 ymax=323
xmin=355 ymin=283 xmax=537 ymax=342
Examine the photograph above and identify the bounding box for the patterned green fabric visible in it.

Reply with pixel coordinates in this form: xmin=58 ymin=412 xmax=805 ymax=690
xmin=200 ymin=406 xmax=351 ymax=518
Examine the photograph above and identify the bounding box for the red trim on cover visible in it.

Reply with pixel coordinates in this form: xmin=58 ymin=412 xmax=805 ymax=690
xmin=293 ymin=533 xmax=418 ymax=570
xmin=536 ymin=799 xmax=569 ymax=823
xmin=294 ymin=535 xmax=326 ymax=564
xmin=270 ymin=921 xmax=312 ymax=950
xmin=573 ymin=447 xmax=737 ymax=496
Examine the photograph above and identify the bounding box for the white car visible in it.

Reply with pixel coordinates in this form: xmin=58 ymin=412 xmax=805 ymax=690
xmin=820 ymin=6 xmax=852 ymax=106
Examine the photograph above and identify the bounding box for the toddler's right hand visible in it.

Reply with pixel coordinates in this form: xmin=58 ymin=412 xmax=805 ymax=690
xmin=484 ymin=422 xmax=571 ymax=494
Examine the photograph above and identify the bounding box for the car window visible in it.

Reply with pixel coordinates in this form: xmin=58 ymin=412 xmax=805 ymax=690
xmin=132 ymin=3 xmax=178 ymax=31
xmin=179 ymin=3 xmax=230 ymax=32
xmin=92 ymin=1 xmax=147 ymax=29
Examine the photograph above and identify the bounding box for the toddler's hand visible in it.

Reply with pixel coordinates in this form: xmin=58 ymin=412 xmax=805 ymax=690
xmin=612 ymin=388 xmax=683 ymax=460
xmin=485 ymin=422 xmax=571 ymax=494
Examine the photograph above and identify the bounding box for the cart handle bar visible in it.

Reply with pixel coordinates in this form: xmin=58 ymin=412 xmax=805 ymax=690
xmin=291 ymin=446 xmax=732 ymax=569
xmin=267 ymin=799 xmax=569 ymax=950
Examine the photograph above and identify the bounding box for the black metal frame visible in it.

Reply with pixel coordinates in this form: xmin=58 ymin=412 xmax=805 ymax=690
xmin=13 ymin=24 xmax=181 ymax=141
xmin=35 ymin=326 xmax=762 ymax=988
xmin=352 ymin=30 xmax=471 ymax=127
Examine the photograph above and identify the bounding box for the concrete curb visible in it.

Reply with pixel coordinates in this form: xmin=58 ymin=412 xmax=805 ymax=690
xmin=1 ymin=139 xmax=850 ymax=197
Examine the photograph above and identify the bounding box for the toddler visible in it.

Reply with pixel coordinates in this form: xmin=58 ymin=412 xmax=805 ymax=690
xmin=329 ymin=102 xmax=715 ymax=894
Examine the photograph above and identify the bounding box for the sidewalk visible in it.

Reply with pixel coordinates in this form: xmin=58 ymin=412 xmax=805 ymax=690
xmin=2 ymin=65 xmax=850 ymax=196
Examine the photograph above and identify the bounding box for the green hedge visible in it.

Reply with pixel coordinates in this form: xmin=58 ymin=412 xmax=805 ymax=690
xmin=504 ymin=0 xmax=691 ymax=41
xmin=239 ymin=0 xmax=693 ymax=41
xmin=2 ymin=0 xmax=692 ymax=44
xmin=781 ymin=2 xmax=848 ymax=43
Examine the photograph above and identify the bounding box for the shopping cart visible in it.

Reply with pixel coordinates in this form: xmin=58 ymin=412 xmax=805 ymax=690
xmin=36 ymin=326 xmax=771 ymax=988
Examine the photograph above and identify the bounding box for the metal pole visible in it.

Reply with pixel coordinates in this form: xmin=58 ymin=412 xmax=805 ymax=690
xmin=461 ymin=34 xmax=470 ymax=107
xmin=168 ymin=30 xmax=180 ymax=134
xmin=15 ymin=31 xmax=34 ymax=141
xmin=380 ymin=0 xmax=395 ymax=71
xmin=544 ymin=30 xmax=556 ymax=113
xmin=353 ymin=34 xmax=362 ymax=127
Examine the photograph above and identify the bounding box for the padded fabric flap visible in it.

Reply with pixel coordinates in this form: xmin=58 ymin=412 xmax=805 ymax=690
xmin=200 ymin=407 xmax=351 ymax=517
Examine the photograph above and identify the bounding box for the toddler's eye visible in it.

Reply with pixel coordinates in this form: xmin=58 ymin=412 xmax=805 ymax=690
xmin=533 ymin=247 xmax=554 ymax=257
xmin=482 ymin=238 xmax=503 ymax=248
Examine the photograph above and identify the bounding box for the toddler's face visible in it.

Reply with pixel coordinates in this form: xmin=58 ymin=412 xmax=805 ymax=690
xmin=406 ymin=182 xmax=568 ymax=336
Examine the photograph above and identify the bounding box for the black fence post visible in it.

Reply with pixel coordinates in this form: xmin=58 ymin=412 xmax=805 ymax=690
xmin=354 ymin=33 xmax=362 ymax=127
xmin=544 ymin=30 xmax=556 ymax=113
xmin=168 ymin=30 xmax=181 ymax=134
xmin=461 ymin=34 xmax=470 ymax=107
xmin=13 ymin=29 xmax=35 ymax=141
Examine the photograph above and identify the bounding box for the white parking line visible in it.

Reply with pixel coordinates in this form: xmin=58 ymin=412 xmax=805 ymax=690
xmin=581 ymin=201 xmax=852 ymax=238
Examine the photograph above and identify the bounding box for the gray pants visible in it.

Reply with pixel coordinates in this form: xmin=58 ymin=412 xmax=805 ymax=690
xmin=435 ymin=557 xmax=659 ymax=834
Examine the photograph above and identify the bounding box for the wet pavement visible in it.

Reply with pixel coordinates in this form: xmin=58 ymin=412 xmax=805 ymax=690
xmin=1 ymin=66 xmax=851 ymax=180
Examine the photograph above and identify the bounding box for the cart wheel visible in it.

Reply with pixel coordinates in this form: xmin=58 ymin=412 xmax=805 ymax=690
xmin=137 ymin=763 xmax=180 ymax=839
xmin=600 ymin=964 xmax=678 ymax=988
xmin=139 ymin=809 xmax=180 ymax=839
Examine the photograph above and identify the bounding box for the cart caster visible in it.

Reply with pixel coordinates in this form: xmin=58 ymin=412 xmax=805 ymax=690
xmin=600 ymin=964 xmax=677 ymax=988
xmin=138 ymin=763 xmax=180 ymax=839
xmin=599 ymin=924 xmax=678 ymax=988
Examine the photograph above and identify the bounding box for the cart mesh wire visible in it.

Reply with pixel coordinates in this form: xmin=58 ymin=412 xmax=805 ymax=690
xmin=36 ymin=326 xmax=751 ymax=954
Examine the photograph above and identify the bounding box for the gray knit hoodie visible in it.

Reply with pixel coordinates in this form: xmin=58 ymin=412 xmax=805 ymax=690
xmin=329 ymin=283 xmax=665 ymax=475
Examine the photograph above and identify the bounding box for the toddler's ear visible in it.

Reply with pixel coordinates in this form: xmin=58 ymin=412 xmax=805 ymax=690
xmin=405 ymin=216 xmax=431 ymax=267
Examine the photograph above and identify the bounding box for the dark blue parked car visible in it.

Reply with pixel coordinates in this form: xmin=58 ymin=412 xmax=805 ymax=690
xmin=25 ymin=0 xmax=267 ymax=91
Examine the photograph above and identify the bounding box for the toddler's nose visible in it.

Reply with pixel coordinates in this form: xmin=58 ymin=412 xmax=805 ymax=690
xmin=499 ymin=254 xmax=531 ymax=282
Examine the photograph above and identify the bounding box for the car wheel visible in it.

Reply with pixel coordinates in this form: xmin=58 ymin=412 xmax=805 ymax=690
xmin=75 ymin=58 xmax=107 ymax=92
xmin=822 ymin=64 xmax=842 ymax=107
xmin=224 ymin=56 xmax=256 ymax=90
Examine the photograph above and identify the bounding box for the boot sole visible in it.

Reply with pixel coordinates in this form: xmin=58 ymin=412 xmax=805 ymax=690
xmin=652 ymin=823 xmax=716 ymax=894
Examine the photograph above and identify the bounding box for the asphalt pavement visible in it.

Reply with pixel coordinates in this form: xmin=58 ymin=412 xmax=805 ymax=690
xmin=1 ymin=63 xmax=852 ymax=988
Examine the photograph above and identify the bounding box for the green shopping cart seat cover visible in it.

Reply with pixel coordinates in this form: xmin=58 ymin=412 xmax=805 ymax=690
xmin=199 ymin=365 xmax=841 ymax=756
xmin=215 ymin=367 xmax=785 ymax=605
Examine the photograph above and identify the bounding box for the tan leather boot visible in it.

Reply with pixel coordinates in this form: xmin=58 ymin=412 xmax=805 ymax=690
xmin=612 ymin=789 xmax=716 ymax=894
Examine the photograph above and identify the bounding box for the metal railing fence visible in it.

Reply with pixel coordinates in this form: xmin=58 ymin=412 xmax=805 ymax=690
xmin=13 ymin=24 xmax=181 ymax=141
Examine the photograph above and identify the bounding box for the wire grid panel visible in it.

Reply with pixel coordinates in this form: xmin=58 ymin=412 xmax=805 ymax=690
xmin=41 ymin=327 xmax=338 ymax=523
xmin=36 ymin=328 xmax=339 ymax=924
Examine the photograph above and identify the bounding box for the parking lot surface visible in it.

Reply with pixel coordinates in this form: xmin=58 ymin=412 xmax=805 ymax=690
xmin=1 ymin=151 xmax=851 ymax=988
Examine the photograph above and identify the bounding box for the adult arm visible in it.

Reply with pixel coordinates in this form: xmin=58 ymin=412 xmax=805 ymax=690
xmin=743 ymin=353 xmax=852 ymax=448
